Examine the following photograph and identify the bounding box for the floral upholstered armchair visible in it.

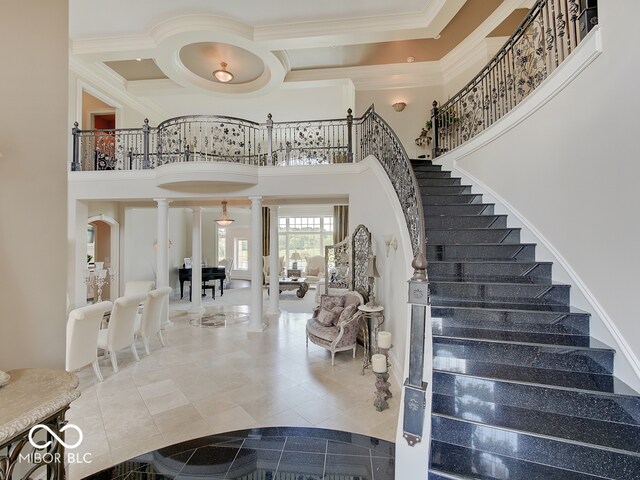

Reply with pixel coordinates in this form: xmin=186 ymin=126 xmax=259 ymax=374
xmin=306 ymin=291 xmax=364 ymax=365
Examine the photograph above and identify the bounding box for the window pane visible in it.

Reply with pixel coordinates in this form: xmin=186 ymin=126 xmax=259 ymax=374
xmin=217 ymin=228 xmax=226 ymax=262
xmin=235 ymin=238 xmax=248 ymax=270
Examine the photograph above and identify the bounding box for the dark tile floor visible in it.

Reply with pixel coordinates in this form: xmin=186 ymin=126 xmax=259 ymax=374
xmin=84 ymin=427 xmax=395 ymax=479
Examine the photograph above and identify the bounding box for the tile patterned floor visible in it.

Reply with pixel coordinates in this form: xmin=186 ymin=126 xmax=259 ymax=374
xmin=68 ymin=300 xmax=400 ymax=480
xmin=85 ymin=427 xmax=395 ymax=479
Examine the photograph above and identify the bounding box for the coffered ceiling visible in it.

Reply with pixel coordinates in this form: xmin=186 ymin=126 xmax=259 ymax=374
xmin=70 ymin=0 xmax=532 ymax=117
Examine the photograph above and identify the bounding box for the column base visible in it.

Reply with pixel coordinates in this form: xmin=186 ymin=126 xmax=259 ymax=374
xmin=187 ymin=306 xmax=205 ymax=320
xmin=266 ymin=308 xmax=281 ymax=316
xmin=161 ymin=320 xmax=174 ymax=329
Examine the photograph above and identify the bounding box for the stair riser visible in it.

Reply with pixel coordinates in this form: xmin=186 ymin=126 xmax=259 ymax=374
xmin=432 ymin=393 xmax=640 ymax=453
xmin=430 ymin=441 xmax=606 ymax=480
xmin=419 ymin=185 xmax=472 ymax=195
xmin=431 ymin=416 xmax=640 ymax=479
xmin=433 ymin=325 xmax=591 ymax=347
xmin=427 ymin=228 xmax=521 ymax=245
xmin=427 ymin=243 xmax=535 ymax=261
xmin=410 ymin=159 xmax=433 ymax=166
xmin=433 ymin=338 xmax=614 ymax=374
xmin=428 ymin=261 xmax=551 ymax=284
xmin=431 ymin=282 xmax=570 ymax=305
xmin=431 ymin=307 xmax=590 ymax=334
xmin=414 ymin=171 xmax=452 ymax=179
xmin=425 ymin=204 xmax=495 ymax=216
xmin=422 ymin=194 xmax=483 ymax=205
xmin=425 ymin=214 xmax=507 ymax=229
xmin=412 ymin=165 xmax=442 ymax=172
xmin=433 ymin=371 xmax=640 ymax=425
xmin=417 ymin=178 xmax=462 ymax=187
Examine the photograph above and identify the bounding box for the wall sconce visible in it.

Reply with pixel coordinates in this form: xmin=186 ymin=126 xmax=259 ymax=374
xmin=383 ymin=235 xmax=398 ymax=257
xmin=392 ymin=102 xmax=407 ymax=112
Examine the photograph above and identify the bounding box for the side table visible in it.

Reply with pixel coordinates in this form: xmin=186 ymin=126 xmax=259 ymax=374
xmin=357 ymin=304 xmax=385 ymax=375
xmin=0 ymin=369 xmax=80 ymax=480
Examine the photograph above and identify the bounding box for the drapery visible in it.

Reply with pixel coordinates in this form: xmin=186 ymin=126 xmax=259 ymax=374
xmin=333 ymin=205 xmax=349 ymax=244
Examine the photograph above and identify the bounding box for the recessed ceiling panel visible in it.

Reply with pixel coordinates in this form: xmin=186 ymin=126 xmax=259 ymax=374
xmin=287 ymin=0 xmax=503 ymax=70
xmin=179 ymin=42 xmax=265 ymax=84
xmin=104 ymin=59 xmax=168 ymax=81
xmin=488 ymin=8 xmax=529 ymax=37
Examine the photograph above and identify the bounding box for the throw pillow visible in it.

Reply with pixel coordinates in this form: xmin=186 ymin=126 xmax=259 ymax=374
xmin=320 ymin=294 xmax=345 ymax=311
xmin=308 ymin=266 xmax=320 ymax=276
xmin=337 ymin=303 xmax=358 ymax=325
xmin=317 ymin=305 xmax=344 ymax=326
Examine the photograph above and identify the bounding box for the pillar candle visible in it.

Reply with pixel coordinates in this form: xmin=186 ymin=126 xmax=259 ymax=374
xmin=378 ymin=331 xmax=392 ymax=349
xmin=372 ymin=354 xmax=387 ymax=373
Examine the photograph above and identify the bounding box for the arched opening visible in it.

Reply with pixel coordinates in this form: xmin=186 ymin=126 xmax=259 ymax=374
xmin=87 ymin=214 xmax=120 ymax=301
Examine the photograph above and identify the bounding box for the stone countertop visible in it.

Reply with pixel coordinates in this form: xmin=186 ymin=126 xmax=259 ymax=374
xmin=0 ymin=368 xmax=80 ymax=444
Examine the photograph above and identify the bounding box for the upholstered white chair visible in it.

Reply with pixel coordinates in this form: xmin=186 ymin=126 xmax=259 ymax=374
xmin=134 ymin=287 xmax=172 ymax=356
xmin=263 ymin=255 xmax=285 ymax=284
xmin=66 ymin=301 xmax=113 ymax=382
xmin=218 ymin=258 xmax=233 ymax=285
xmin=124 ymin=280 xmax=155 ymax=296
xmin=97 ymin=294 xmax=146 ymax=372
xmin=303 ymin=255 xmax=325 ymax=286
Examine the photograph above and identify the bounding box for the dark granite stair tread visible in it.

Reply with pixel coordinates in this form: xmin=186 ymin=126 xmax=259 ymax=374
xmin=430 ymin=441 xmax=607 ymax=480
xmin=432 ymin=302 xmax=589 ymax=314
xmin=433 ymin=333 xmax=612 ymax=351
xmin=429 ymin=468 xmax=479 ymax=480
xmin=432 ymin=316 xmax=588 ymax=336
xmin=432 ymin=395 xmax=640 ymax=453
xmin=430 ymin=260 xmax=552 ymax=265
xmin=428 ymin=242 xmax=536 ymax=248
xmin=433 ymin=359 xmax=639 ymax=395
xmin=432 ymin=326 xmax=591 ymax=346
xmin=432 ymin=415 xmax=640 ymax=478
xmin=430 ymin=279 xmax=570 ymax=289
xmin=428 ymin=275 xmax=550 ymax=284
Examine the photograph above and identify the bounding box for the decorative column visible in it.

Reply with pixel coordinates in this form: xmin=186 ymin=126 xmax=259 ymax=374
xmin=248 ymin=196 xmax=265 ymax=332
xmin=189 ymin=207 xmax=204 ymax=319
xmin=154 ymin=198 xmax=172 ymax=328
xmin=268 ymin=205 xmax=280 ymax=315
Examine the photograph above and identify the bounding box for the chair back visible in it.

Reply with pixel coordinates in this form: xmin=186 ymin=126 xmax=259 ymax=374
xmin=139 ymin=287 xmax=172 ymax=337
xmin=219 ymin=258 xmax=233 ymax=281
xmin=66 ymin=301 xmax=112 ymax=372
xmin=107 ymin=294 xmax=146 ymax=351
xmin=124 ymin=281 xmax=155 ymax=296
xmin=343 ymin=290 xmax=364 ymax=307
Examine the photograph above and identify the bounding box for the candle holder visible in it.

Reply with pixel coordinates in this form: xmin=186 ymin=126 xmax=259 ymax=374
xmin=374 ymin=372 xmax=390 ymax=411
xmin=85 ymin=267 xmax=116 ymax=302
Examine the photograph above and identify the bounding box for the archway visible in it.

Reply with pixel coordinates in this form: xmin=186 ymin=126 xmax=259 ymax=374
xmin=88 ymin=214 xmax=120 ymax=300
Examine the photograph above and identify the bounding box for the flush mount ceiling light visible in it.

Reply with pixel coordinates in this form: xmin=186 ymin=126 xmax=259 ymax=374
xmin=406 ymin=56 xmax=415 ymax=63
xmin=213 ymin=62 xmax=234 ymax=83
xmin=392 ymin=102 xmax=407 ymax=112
xmin=215 ymin=201 xmax=234 ymax=226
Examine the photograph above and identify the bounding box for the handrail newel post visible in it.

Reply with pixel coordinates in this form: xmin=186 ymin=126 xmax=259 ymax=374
xmin=71 ymin=122 xmax=80 ymax=171
xmin=347 ymin=108 xmax=354 ymax=163
xmin=403 ymin=251 xmax=430 ymax=446
xmin=266 ymin=113 xmax=273 ymax=166
xmin=142 ymin=118 xmax=150 ymax=169
xmin=431 ymin=101 xmax=439 ymax=158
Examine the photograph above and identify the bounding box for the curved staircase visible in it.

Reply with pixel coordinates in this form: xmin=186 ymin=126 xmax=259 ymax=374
xmin=412 ymin=159 xmax=640 ymax=479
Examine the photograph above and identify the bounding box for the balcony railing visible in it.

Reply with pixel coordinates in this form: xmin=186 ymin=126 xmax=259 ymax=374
xmin=432 ymin=0 xmax=597 ymax=156
xmin=71 ymin=112 xmax=356 ymax=172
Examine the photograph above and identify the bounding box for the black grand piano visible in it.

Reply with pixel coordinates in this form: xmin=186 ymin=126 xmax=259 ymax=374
xmin=179 ymin=267 xmax=225 ymax=300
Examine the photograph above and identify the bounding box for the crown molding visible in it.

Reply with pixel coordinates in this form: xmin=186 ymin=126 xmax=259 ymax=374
xmin=255 ymin=0 xmax=465 ymax=49
xmin=70 ymin=57 xmax=169 ymax=123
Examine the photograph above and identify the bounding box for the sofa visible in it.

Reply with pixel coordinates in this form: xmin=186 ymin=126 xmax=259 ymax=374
xmin=306 ymin=291 xmax=364 ymax=365
xmin=303 ymin=255 xmax=325 ymax=286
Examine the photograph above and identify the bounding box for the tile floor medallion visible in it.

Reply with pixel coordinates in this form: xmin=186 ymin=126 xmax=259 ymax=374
xmin=83 ymin=427 xmax=395 ymax=479
xmin=67 ymin=287 xmax=400 ymax=479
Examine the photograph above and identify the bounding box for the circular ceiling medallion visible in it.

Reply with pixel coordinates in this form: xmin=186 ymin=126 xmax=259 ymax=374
xmin=179 ymin=42 xmax=265 ymax=85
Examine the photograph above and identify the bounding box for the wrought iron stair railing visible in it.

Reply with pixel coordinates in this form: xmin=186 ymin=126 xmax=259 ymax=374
xmin=432 ymin=0 xmax=598 ymax=156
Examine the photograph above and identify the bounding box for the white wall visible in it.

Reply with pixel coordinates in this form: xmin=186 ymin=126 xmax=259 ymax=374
xmin=139 ymin=82 xmax=354 ymax=124
xmin=356 ymin=85 xmax=444 ymax=160
xmin=0 ymin=0 xmax=68 ymax=370
xmin=437 ymin=1 xmax=640 ymax=388
xmin=123 ymin=207 xmax=189 ymax=293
